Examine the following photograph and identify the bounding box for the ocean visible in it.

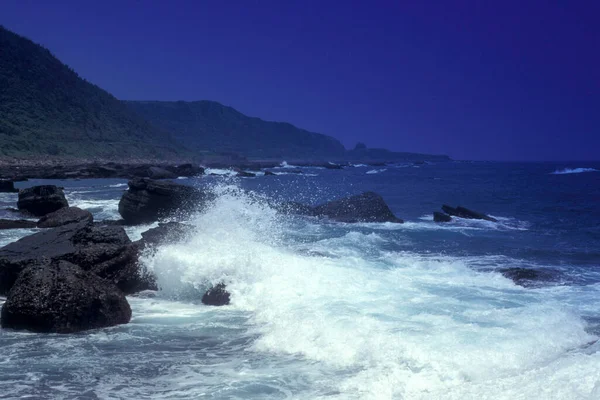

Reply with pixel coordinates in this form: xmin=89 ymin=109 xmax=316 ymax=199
xmin=1 ymin=161 xmax=599 ymax=399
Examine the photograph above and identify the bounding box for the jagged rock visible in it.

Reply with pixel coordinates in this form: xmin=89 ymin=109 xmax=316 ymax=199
xmin=0 ymin=220 xmax=153 ymax=295
xmin=17 ymin=185 xmax=69 ymax=216
xmin=0 ymin=180 xmax=18 ymax=193
xmin=137 ymin=222 xmax=193 ymax=249
xmin=313 ymin=192 xmax=403 ymax=223
xmin=37 ymin=206 xmax=93 ymax=228
xmin=118 ymin=178 xmax=208 ymax=224
xmin=433 ymin=211 xmax=452 ymax=222
xmin=147 ymin=166 xmax=177 ymax=180
xmin=499 ymin=267 xmax=559 ymax=287
xmin=0 ymin=219 xmax=37 ymax=230
xmin=441 ymin=205 xmax=497 ymax=222
xmin=202 ymin=283 xmax=230 ymax=306
xmin=0 ymin=260 xmax=131 ymax=333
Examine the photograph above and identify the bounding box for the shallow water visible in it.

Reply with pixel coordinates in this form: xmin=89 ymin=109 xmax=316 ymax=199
xmin=1 ymin=162 xmax=599 ymax=399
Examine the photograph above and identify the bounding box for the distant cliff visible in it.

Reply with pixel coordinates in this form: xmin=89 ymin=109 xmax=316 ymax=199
xmin=0 ymin=26 xmax=183 ymax=160
xmin=125 ymin=100 xmax=347 ymax=160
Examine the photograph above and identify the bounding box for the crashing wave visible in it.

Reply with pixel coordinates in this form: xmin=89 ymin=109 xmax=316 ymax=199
xmin=551 ymin=168 xmax=598 ymax=175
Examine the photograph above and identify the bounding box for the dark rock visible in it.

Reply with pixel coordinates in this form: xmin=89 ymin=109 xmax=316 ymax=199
xmin=0 ymin=219 xmax=37 ymax=230
xmin=313 ymin=192 xmax=403 ymax=223
xmin=433 ymin=211 xmax=452 ymax=223
xmin=263 ymin=170 xmax=276 ymax=176
xmin=174 ymin=164 xmax=204 ymax=177
xmin=499 ymin=267 xmax=559 ymax=287
xmin=137 ymin=222 xmax=193 ymax=249
xmin=17 ymin=185 xmax=69 ymax=216
xmin=0 ymin=220 xmax=153 ymax=295
xmin=118 ymin=178 xmax=208 ymax=224
xmin=37 ymin=206 xmax=93 ymax=228
xmin=0 ymin=180 xmax=18 ymax=193
xmin=202 ymin=283 xmax=230 ymax=306
xmin=1 ymin=260 xmax=131 ymax=333
xmin=441 ymin=204 xmax=497 ymax=222
xmin=324 ymin=163 xmax=343 ymax=170
xmin=147 ymin=166 xmax=177 ymax=180
xmin=236 ymin=171 xmax=256 ymax=178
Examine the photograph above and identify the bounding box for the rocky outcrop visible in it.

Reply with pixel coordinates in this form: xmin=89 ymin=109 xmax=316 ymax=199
xmin=433 ymin=211 xmax=452 ymax=222
xmin=313 ymin=192 xmax=403 ymax=223
xmin=441 ymin=205 xmax=497 ymax=222
xmin=37 ymin=207 xmax=93 ymax=228
xmin=202 ymin=283 xmax=230 ymax=306
xmin=499 ymin=267 xmax=560 ymax=287
xmin=118 ymin=178 xmax=209 ymax=225
xmin=0 ymin=219 xmax=37 ymax=230
xmin=0 ymin=260 xmax=131 ymax=333
xmin=137 ymin=222 xmax=193 ymax=249
xmin=0 ymin=180 xmax=18 ymax=193
xmin=0 ymin=220 xmax=153 ymax=295
xmin=147 ymin=166 xmax=177 ymax=180
xmin=17 ymin=185 xmax=69 ymax=216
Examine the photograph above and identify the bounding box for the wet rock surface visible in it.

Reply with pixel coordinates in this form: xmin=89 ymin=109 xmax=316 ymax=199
xmin=37 ymin=206 xmax=93 ymax=228
xmin=17 ymin=185 xmax=69 ymax=216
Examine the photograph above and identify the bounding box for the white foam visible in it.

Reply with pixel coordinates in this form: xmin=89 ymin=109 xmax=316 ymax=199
xmin=204 ymin=168 xmax=237 ymax=176
xmin=551 ymin=167 xmax=598 ymax=175
xmin=366 ymin=169 xmax=387 ymax=174
xmin=109 ymin=183 xmax=127 ymax=188
xmin=141 ymin=185 xmax=599 ymax=399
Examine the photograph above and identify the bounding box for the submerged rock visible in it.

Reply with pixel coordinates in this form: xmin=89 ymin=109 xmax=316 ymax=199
xmin=499 ymin=267 xmax=559 ymax=287
xmin=441 ymin=205 xmax=497 ymax=222
xmin=433 ymin=211 xmax=452 ymax=222
xmin=0 ymin=219 xmax=37 ymax=230
xmin=313 ymin=192 xmax=403 ymax=223
xmin=0 ymin=220 xmax=153 ymax=295
xmin=17 ymin=185 xmax=69 ymax=216
xmin=202 ymin=283 xmax=230 ymax=306
xmin=1 ymin=260 xmax=131 ymax=333
xmin=118 ymin=178 xmax=208 ymax=224
xmin=37 ymin=206 xmax=93 ymax=228
xmin=0 ymin=180 xmax=18 ymax=193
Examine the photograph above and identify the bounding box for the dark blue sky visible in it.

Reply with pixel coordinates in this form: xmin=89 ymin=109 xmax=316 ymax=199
xmin=2 ymin=1 xmax=599 ymax=160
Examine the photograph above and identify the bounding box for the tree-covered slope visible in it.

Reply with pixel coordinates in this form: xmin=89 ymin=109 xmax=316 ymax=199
xmin=125 ymin=100 xmax=347 ymax=160
xmin=0 ymin=26 xmax=183 ymax=160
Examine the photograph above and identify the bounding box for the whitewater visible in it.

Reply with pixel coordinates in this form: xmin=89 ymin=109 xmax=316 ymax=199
xmin=1 ymin=161 xmax=599 ymax=399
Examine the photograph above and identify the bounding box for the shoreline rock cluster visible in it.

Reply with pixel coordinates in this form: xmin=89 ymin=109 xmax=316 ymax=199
xmin=433 ymin=204 xmax=497 ymax=223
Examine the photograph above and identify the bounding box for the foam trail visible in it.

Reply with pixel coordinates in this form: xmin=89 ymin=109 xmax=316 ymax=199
xmin=141 ymin=183 xmax=599 ymax=399
xmin=551 ymin=167 xmax=598 ymax=175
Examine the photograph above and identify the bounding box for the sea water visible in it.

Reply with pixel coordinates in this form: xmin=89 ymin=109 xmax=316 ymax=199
xmin=1 ymin=162 xmax=599 ymax=399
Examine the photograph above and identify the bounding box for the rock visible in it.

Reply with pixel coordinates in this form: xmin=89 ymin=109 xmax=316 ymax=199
xmin=433 ymin=211 xmax=452 ymax=222
xmin=499 ymin=267 xmax=559 ymax=287
xmin=202 ymin=283 xmax=230 ymax=306
xmin=17 ymin=185 xmax=69 ymax=216
xmin=118 ymin=178 xmax=208 ymax=225
xmin=324 ymin=163 xmax=343 ymax=170
xmin=147 ymin=166 xmax=177 ymax=180
xmin=0 ymin=260 xmax=131 ymax=333
xmin=441 ymin=205 xmax=497 ymax=222
xmin=0 ymin=180 xmax=18 ymax=193
xmin=137 ymin=222 xmax=193 ymax=249
xmin=174 ymin=163 xmax=204 ymax=177
xmin=0 ymin=220 xmax=153 ymax=295
xmin=0 ymin=219 xmax=37 ymax=230
xmin=313 ymin=192 xmax=403 ymax=223
xmin=263 ymin=170 xmax=276 ymax=176
xmin=37 ymin=206 xmax=93 ymax=228
xmin=236 ymin=171 xmax=256 ymax=177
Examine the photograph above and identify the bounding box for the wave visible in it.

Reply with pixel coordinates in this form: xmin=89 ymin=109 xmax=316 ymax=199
xmin=551 ymin=167 xmax=598 ymax=175
xmin=109 ymin=183 xmax=127 ymax=188
xmin=366 ymin=169 xmax=387 ymax=174
xmin=139 ymin=183 xmax=598 ymax=399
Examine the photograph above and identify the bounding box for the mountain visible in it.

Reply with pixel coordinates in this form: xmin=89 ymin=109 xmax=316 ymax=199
xmin=0 ymin=26 xmax=184 ymax=160
xmin=125 ymin=100 xmax=347 ymax=160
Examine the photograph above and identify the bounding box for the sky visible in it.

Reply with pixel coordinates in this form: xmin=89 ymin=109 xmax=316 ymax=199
xmin=1 ymin=0 xmax=599 ymax=161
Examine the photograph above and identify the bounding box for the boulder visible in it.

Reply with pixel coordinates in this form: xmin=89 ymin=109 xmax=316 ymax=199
xmin=0 ymin=180 xmax=18 ymax=193
xmin=313 ymin=192 xmax=403 ymax=223
xmin=0 ymin=220 xmax=153 ymax=295
xmin=118 ymin=178 xmax=208 ymax=224
xmin=202 ymin=283 xmax=230 ymax=306
xmin=441 ymin=205 xmax=497 ymax=222
xmin=37 ymin=206 xmax=93 ymax=228
xmin=17 ymin=185 xmax=69 ymax=216
xmin=433 ymin=211 xmax=452 ymax=223
xmin=147 ymin=166 xmax=177 ymax=180
xmin=137 ymin=222 xmax=193 ymax=249
xmin=0 ymin=260 xmax=131 ymax=333
xmin=499 ymin=267 xmax=559 ymax=287
xmin=0 ymin=219 xmax=37 ymax=230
